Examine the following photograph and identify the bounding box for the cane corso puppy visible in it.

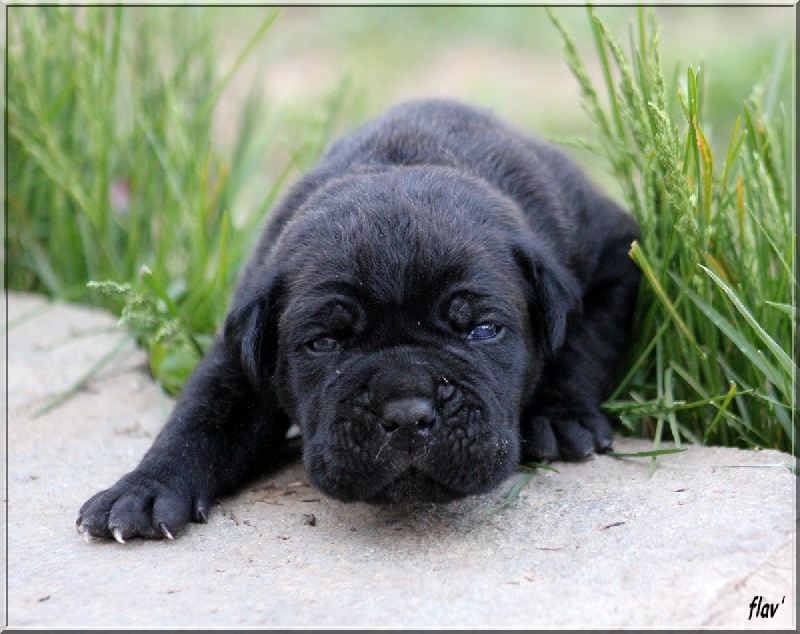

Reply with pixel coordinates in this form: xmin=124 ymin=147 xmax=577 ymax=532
xmin=78 ymin=99 xmax=640 ymax=542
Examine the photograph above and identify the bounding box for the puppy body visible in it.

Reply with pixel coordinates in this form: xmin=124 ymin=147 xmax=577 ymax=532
xmin=78 ymin=100 xmax=640 ymax=540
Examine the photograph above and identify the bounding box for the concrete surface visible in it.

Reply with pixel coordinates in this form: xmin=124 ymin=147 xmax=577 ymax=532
xmin=6 ymin=292 xmax=797 ymax=628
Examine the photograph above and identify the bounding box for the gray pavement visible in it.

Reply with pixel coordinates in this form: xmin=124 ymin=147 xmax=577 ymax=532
xmin=5 ymin=292 xmax=797 ymax=628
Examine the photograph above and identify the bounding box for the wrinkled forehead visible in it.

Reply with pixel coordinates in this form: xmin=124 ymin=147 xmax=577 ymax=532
xmin=280 ymin=168 xmax=524 ymax=312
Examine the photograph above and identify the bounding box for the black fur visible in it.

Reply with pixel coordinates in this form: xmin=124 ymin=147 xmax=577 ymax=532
xmin=78 ymin=99 xmax=640 ymax=541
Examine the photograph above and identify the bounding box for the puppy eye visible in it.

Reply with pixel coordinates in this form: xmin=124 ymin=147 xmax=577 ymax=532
xmin=467 ymin=323 xmax=501 ymax=341
xmin=308 ymin=336 xmax=340 ymax=353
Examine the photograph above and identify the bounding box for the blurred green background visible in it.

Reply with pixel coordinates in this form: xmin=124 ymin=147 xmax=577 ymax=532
xmin=8 ymin=5 xmax=793 ymax=294
xmin=208 ymin=5 xmax=793 ymax=190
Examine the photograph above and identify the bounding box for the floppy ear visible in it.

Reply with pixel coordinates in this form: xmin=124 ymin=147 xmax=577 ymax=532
xmin=512 ymin=238 xmax=582 ymax=356
xmin=223 ymin=272 xmax=284 ymax=388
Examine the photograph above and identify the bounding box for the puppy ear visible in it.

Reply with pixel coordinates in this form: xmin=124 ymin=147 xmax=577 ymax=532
xmin=223 ymin=273 xmax=283 ymax=387
xmin=512 ymin=238 xmax=582 ymax=356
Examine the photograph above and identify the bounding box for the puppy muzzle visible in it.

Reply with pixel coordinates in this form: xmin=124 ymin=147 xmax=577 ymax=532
xmin=302 ymin=347 xmax=519 ymax=503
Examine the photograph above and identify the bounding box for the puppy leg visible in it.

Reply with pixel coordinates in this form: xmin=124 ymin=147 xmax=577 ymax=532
xmin=77 ymin=338 xmax=289 ymax=541
xmin=522 ymin=235 xmax=640 ymax=462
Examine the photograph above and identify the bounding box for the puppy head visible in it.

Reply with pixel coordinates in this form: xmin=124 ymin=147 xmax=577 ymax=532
xmin=226 ymin=166 xmax=580 ymax=503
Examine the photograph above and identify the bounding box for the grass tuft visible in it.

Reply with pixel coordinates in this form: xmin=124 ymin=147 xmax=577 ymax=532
xmin=7 ymin=7 xmax=321 ymax=391
xmin=550 ymin=7 xmax=794 ymax=453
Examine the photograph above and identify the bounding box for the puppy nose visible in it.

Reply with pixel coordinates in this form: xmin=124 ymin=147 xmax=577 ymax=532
xmin=380 ymin=397 xmax=436 ymax=433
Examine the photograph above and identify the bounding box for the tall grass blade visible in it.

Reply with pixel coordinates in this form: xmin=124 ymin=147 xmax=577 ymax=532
xmin=699 ymin=265 xmax=793 ymax=382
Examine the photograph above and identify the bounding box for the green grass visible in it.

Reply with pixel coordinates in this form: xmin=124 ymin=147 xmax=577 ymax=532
xmin=7 ymin=7 xmax=795 ymax=454
xmin=550 ymin=7 xmax=794 ymax=454
xmin=7 ymin=6 xmax=315 ymax=391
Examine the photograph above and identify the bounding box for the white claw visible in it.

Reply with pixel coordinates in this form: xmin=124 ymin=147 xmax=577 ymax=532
xmin=112 ymin=527 xmax=126 ymax=544
xmin=159 ymin=523 xmax=174 ymax=540
xmin=77 ymin=522 xmax=91 ymax=543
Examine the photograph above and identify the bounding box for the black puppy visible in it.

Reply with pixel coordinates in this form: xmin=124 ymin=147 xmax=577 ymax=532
xmin=78 ymin=99 xmax=640 ymax=542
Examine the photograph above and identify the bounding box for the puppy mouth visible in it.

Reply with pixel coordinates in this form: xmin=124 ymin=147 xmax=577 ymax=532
xmin=305 ymin=405 xmax=518 ymax=504
xmin=364 ymin=467 xmax=464 ymax=504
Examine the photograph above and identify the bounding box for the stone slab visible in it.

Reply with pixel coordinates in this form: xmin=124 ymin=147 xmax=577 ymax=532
xmin=6 ymin=293 xmax=796 ymax=628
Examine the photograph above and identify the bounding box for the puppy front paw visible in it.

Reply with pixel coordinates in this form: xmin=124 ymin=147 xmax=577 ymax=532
xmin=77 ymin=472 xmax=210 ymax=543
xmin=521 ymin=409 xmax=613 ymax=462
